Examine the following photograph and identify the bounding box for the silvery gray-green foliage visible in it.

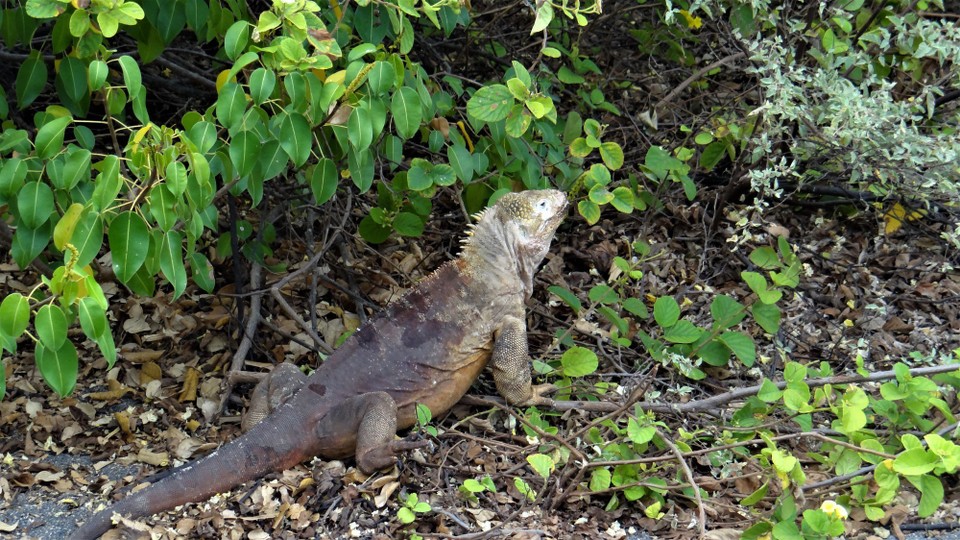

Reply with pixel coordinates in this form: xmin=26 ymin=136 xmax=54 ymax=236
xmin=676 ymin=1 xmax=959 ymax=245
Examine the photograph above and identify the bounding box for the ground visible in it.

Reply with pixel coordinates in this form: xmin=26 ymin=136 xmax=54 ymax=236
xmin=1 ymin=193 xmax=957 ymax=539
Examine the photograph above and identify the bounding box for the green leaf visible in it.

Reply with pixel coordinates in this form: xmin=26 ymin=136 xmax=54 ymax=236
xmin=588 ymin=284 xmax=618 ymax=304
xmin=466 ymin=84 xmax=513 ymax=123
xmin=215 ymin=82 xmax=247 ymax=131
xmin=16 ymin=51 xmax=48 ymax=109
xmin=915 ymin=475 xmax=944 ymax=518
xmin=548 ymin=285 xmax=581 ymax=313
xmin=108 ymin=211 xmax=150 ymax=283
xmin=599 ymin=142 xmax=624 ymax=170
xmin=391 ymin=86 xmax=421 ymax=140
xmin=347 ymin=106 xmax=373 ymax=152
xmin=719 ymin=331 xmax=756 ymax=366
xmin=224 ymin=20 xmax=249 ymax=61
xmin=892 ymin=447 xmax=937 ymax=476
xmin=77 ymin=297 xmax=108 ymax=340
xmin=741 ymin=271 xmax=782 ymax=304
xmin=87 ymin=60 xmax=109 ymax=91
xmin=698 ymin=339 xmax=731 ymax=366
xmin=0 ymin=293 xmax=31 ymax=339
xmin=644 ymin=146 xmax=682 ymax=180
xmin=26 ymin=0 xmax=66 ymax=18
xmin=12 ymin=224 xmax=52 ymax=268
xmin=97 ymin=11 xmax=119 ymax=38
xmin=144 ymin=182 xmax=177 ymax=230
xmin=663 ymin=320 xmax=701 ymax=343
xmin=561 ymin=346 xmax=598 ymax=377
xmin=186 ymin=121 xmax=218 ymax=154
xmin=750 ymin=303 xmax=781 ymax=334
xmin=35 ymin=115 xmax=72 ymax=160
xmin=447 ymin=144 xmax=474 ymax=183
xmin=348 ymin=148 xmax=374 ymax=192
xmin=710 ymin=295 xmax=746 ymax=329
xmin=58 ymin=57 xmax=87 ymax=103
xmin=610 ymin=186 xmax=633 ymax=213
xmin=36 ymin=341 xmax=78 ymax=397
xmin=526 ymin=454 xmax=554 ymax=480
xmin=229 ymin=130 xmax=258 ymax=178
xmin=699 ymin=141 xmax=727 ymax=170
xmin=557 ymin=66 xmax=585 ymax=85
xmin=160 ymin=231 xmax=187 ymax=298
xmin=17 ymin=181 xmax=55 ymax=229
xmin=530 ymin=1 xmax=553 ymax=33
xmin=248 ymin=67 xmax=276 ymax=104
xmin=740 ymin=482 xmax=769 ymax=506
xmin=577 ymin=199 xmax=601 ymax=225
xmin=117 ymin=55 xmax=142 ymax=104
xmin=308 ymin=158 xmax=338 ymax=205
xmin=279 ymin=111 xmax=312 ymax=167
xmin=165 ymin=161 xmax=188 ymax=198
xmin=627 ymin=418 xmax=655 ymax=444
xmin=393 ymin=212 xmax=424 ymax=237
xmin=504 ymin=103 xmax=531 ymax=137
xmin=569 ymin=137 xmax=592 ymax=158
xmin=35 ymin=304 xmax=68 ymax=350
xmin=366 ymin=61 xmax=396 ymax=95
xmin=756 ymin=378 xmax=782 ymax=402
xmin=622 ymin=297 xmax=647 ymax=318
xmin=749 ymin=246 xmax=779 ymax=269
xmin=589 ymin=468 xmax=611 ymax=492
xmin=653 ymin=296 xmax=680 ymax=328
xmin=506 ymin=78 xmax=529 ymax=101
xmin=358 ymin=214 xmax=391 ymax=244
xmin=188 ymin=252 xmax=215 ymax=293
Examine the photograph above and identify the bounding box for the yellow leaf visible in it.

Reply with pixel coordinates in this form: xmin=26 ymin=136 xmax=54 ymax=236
xmin=883 ymin=202 xmax=907 ymax=234
xmin=53 ymin=203 xmax=84 ymax=250
xmin=679 ymin=10 xmax=703 ymax=30
xmin=215 ymin=69 xmax=234 ymax=92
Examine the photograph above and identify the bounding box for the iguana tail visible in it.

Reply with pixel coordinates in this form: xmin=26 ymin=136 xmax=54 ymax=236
xmin=68 ymin=411 xmax=316 ymax=540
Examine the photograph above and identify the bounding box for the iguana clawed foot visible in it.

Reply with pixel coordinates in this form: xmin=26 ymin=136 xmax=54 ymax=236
xmin=514 ymin=382 xmax=557 ymax=407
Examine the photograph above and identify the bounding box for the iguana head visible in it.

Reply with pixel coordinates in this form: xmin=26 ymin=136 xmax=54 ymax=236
xmin=463 ymin=189 xmax=568 ymax=296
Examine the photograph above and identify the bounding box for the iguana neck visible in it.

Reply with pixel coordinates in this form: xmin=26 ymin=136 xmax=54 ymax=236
xmin=459 ymin=212 xmax=547 ymax=299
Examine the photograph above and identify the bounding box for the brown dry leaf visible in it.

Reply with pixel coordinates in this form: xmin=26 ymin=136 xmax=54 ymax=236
xmin=114 ymin=411 xmax=133 ymax=439
xmin=704 ymin=528 xmax=744 ymax=540
xmin=140 ymin=362 xmax=162 ymax=385
xmin=137 ymin=448 xmax=169 ymax=466
xmin=882 ymin=316 xmax=914 ymax=333
xmin=88 ymin=379 xmax=133 ymax=401
xmin=34 ymin=470 xmax=64 ymax=483
xmin=373 ymin=479 xmax=400 ymax=508
xmin=9 ymin=472 xmax=35 ymax=487
xmin=327 ymin=103 xmax=352 ymax=125
xmin=124 ymin=350 xmax=164 ymax=363
xmin=429 ymin=116 xmax=450 ymax=137
xmin=178 ymin=367 xmax=201 ymax=402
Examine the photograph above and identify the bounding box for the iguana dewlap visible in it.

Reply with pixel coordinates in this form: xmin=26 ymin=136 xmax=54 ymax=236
xmin=69 ymin=189 xmax=568 ymax=539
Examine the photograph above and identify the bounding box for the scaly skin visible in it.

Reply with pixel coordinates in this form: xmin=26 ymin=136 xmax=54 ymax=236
xmin=69 ymin=189 xmax=567 ymax=539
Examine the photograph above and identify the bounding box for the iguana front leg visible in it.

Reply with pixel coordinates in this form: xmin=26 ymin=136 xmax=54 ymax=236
xmin=242 ymin=362 xmax=308 ymax=432
xmin=490 ymin=314 xmax=555 ymax=406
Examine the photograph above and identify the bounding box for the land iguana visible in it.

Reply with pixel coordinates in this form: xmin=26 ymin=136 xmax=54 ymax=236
xmin=69 ymin=189 xmax=568 ymax=539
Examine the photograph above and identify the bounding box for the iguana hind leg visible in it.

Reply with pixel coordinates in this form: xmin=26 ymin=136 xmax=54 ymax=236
xmin=490 ymin=315 xmax=555 ymax=406
xmin=314 ymin=391 xmax=426 ymax=473
xmin=242 ymin=362 xmax=308 ymax=432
